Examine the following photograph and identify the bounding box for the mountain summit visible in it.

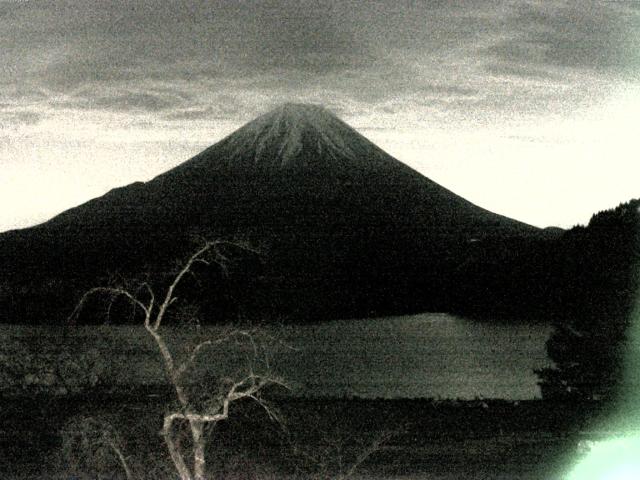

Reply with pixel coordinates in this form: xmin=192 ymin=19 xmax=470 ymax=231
xmin=164 ymin=102 xmax=401 ymax=175
xmin=0 ymin=103 xmax=539 ymax=324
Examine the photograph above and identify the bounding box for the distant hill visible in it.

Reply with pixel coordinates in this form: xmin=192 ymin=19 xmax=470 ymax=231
xmin=0 ymin=103 xmax=549 ymax=324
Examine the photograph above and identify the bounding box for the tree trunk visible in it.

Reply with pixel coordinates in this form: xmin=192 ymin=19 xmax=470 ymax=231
xmin=191 ymin=419 xmax=207 ymax=480
xmin=163 ymin=415 xmax=193 ymax=480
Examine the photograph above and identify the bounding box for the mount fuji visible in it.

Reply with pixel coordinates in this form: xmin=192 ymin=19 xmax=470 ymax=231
xmin=0 ymin=103 xmax=542 ymax=323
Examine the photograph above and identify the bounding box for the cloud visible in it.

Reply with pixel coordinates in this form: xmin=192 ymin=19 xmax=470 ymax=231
xmin=416 ymin=84 xmax=478 ymax=96
xmin=163 ymin=108 xmax=217 ymax=121
xmin=487 ymin=1 xmax=640 ymax=76
xmin=163 ymin=95 xmax=246 ymax=121
xmin=1 ymin=0 xmax=638 ymax=128
xmin=0 ymin=110 xmax=41 ymax=126
xmin=1 ymin=1 xmax=375 ymax=87
xmin=59 ymin=89 xmax=192 ymax=113
xmin=483 ymin=63 xmax=555 ymax=80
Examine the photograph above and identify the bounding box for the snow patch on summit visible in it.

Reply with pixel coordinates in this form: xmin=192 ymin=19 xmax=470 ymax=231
xmin=219 ymin=103 xmax=387 ymax=169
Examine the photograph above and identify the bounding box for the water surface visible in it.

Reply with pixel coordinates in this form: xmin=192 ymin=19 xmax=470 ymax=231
xmin=1 ymin=313 xmax=553 ymax=399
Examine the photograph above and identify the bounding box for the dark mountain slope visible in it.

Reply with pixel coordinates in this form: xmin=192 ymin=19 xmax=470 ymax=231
xmin=0 ymin=103 xmax=541 ymax=323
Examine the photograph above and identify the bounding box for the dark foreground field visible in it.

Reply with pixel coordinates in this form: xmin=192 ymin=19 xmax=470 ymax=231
xmin=0 ymin=390 xmax=605 ymax=479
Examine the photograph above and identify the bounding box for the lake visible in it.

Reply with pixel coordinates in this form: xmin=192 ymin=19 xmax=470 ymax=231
xmin=0 ymin=313 xmax=553 ymax=400
xmin=278 ymin=313 xmax=553 ymax=399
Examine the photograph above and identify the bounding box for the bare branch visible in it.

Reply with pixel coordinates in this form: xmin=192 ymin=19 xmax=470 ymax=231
xmin=248 ymin=394 xmax=284 ymax=424
xmin=68 ymin=287 xmax=151 ymax=325
xmin=175 ymin=328 xmax=261 ymax=378
xmin=138 ymin=282 xmax=155 ymax=312
xmin=193 ymin=257 xmax=211 ymax=267
xmin=338 ymin=430 xmax=393 ymax=480
xmin=154 ymin=241 xmax=218 ymax=330
xmin=62 ymin=416 xmax=136 ymax=480
xmin=101 ymin=431 xmax=135 ymax=480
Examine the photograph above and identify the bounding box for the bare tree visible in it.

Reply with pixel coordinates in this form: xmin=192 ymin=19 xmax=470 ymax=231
xmin=282 ymin=406 xmax=398 ymax=480
xmin=291 ymin=430 xmax=393 ymax=480
xmin=61 ymin=415 xmax=135 ymax=480
xmin=69 ymin=241 xmax=286 ymax=480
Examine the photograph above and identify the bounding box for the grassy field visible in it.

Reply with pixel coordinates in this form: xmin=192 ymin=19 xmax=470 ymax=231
xmin=0 ymin=391 xmax=605 ymax=479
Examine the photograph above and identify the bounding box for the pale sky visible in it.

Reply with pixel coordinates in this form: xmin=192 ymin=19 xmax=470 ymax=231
xmin=1 ymin=0 xmax=639 ymax=232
